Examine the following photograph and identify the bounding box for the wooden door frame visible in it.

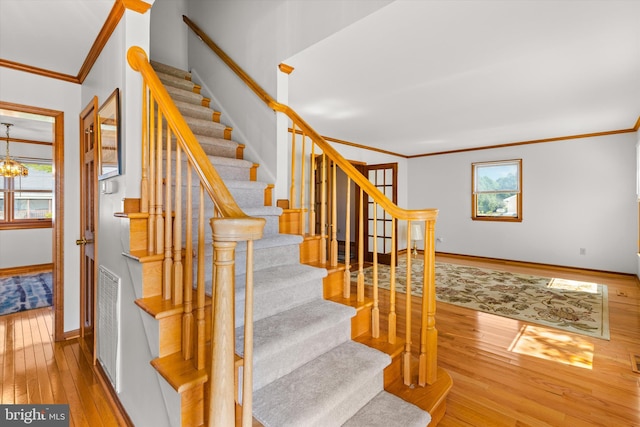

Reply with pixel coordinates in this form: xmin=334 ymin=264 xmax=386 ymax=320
xmin=79 ymin=97 xmax=99 ymax=357
xmin=0 ymin=101 xmax=65 ymax=341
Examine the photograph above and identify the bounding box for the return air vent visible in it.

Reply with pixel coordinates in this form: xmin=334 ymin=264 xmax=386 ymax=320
xmin=97 ymin=265 xmax=121 ymax=392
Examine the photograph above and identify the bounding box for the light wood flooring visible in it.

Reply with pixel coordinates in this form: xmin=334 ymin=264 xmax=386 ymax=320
xmin=1 ymin=255 xmax=639 ymax=426
xmin=0 ymin=306 xmax=128 ymax=426
xmin=433 ymin=254 xmax=640 ymax=427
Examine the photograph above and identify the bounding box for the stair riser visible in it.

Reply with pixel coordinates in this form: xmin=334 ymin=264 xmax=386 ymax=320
xmin=235 ymin=243 xmax=300 ymax=274
xmin=180 ymin=213 xmax=279 ymax=243
xmin=193 ymin=241 xmax=303 ymax=278
xmin=166 ymin=161 xmax=251 ymax=182
xmin=235 ymin=276 xmax=323 ymax=328
xmin=164 ymin=138 xmax=239 ymax=159
xmin=227 ymin=187 xmax=268 ymax=208
xmin=172 ymin=183 xmax=267 ymax=208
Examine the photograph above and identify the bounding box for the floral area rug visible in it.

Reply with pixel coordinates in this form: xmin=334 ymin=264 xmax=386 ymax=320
xmin=0 ymin=272 xmax=53 ymax=316
xmin=352 ymin=259 xmax=610 ymax=340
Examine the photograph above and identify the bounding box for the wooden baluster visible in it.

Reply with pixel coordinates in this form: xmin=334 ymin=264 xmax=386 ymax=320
xmin=343 ymin=177 xmax=351 ymax=299
xmin=300 ymin=134 xmax=306 ymax=235
xmin=140 ymin=85 xmax=149 ymax=215
xmin=403 ymin=221 xmax=413 ymax=386
xmin=388 ymin=217 xmax=397 ymax=344
xmin=182 ymin=162 xmax=194 ymax=360
xmin=419 ymin=220 xmax=438 ymax=386
xmin=356 ymin=188 xmax=364 ymax=303
xmin=195 ymin=185 xmax=205 ymax=370
xmin=320 ymin=152 xmax=327 ymax=263
xmin=163 ymin=126 xmax=173 ymax=300
xmin=147 ymin=94 xmax=156 ymax=254
xmin=173 ymin=146 xmax=183 ymax=305
xmin=290 ymin=124 xmax=296 ymax=209
xmin=242 ymin=239 xmax=255 ymax=427
xmin=330 ymin=161 xmax=338 ymax=266
xmin=309 ymin=143 xmax=316 ymax=236
xmin=155 ymin=109 xmax=164 ymax=256
xmin=371 ymin=202 xmax=379 ymax=338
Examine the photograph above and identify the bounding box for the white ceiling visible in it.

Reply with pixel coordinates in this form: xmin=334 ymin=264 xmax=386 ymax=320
xmin=286 ymin=0 xmax=640 ymax=156
xmin=0 ymin=0 xmax=114 ymax=143
xmin=0 ymin=0 xmax=638 ymax=156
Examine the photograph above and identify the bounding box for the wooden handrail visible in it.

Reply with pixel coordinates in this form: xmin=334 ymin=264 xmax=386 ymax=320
xmin=183 ymin=15 xmax=438 ymax=223
xmin=127 ymin=46 xmax=250 ymax=221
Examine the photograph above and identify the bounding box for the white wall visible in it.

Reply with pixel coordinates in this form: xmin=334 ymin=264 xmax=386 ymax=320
xmin=0 ymin=229 xmax=52 ymax=268
xmin=150 ymin=0 xmax=188 ymax=70
xmin=409 ymin=133 xmax=637 ymax=274
xmin=0 ymin=67 xmax=82 ymax=331
xmin=184 ymin=0 xmax=393 ymax=194
xmin=82 ymin=4 xmax=173 ymax=426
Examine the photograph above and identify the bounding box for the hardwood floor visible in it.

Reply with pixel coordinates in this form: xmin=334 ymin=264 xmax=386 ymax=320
xmin=433 ymin=254 xmax=640 ymax=427
xmin=0 ymin=306 xmax=128 ymax=427
xmin=1 ymin=255 xmax=638 ymax=426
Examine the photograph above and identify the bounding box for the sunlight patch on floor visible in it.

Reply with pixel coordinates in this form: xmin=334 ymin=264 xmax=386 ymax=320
xmin=547 ymin=278 xmax=599 ymax=293
xmin=508 ymin=325 xmax=594 ymax=369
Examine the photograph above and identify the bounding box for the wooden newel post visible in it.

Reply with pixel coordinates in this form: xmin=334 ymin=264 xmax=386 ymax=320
xmin=209 ymin=217 xmax=265 ymax=427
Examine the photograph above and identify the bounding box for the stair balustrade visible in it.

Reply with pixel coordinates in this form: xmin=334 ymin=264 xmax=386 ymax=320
xmin=183 ymin=15 xmax=440 ymax=387
xmin=127 ymin=46 xmax=264 ymax=427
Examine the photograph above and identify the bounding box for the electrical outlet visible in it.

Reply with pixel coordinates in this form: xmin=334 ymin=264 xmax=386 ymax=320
xmin=579 ymin=248 xmax=586 ymax=255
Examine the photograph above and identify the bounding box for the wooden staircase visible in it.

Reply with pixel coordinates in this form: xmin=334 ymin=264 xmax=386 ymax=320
xmin=123 ymin=44 xmax=451 ymax=426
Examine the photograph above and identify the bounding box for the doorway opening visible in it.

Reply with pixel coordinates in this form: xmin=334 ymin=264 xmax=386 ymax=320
xmin=0 ymin=101 xmax=64 ymax=340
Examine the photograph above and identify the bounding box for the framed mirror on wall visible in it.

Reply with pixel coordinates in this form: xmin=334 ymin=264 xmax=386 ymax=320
xmin=98 ymin=88 xmax=121 ymax=180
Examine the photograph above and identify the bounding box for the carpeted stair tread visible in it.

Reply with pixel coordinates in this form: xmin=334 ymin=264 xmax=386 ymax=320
xmin=156 ymin=71 xmax=198 ymax=92
xmin=206 ymin=156 xmax=253 ymax=169
xmin=224 ymin=179 xmax=266 ymax=190
xmin=150 ymin=60 xmax=191 ymax=80
xmin=342 ymin=391 xmax=431 ymax=427
xmin=165 ymin=85 xmax=205 ymax=106
xmin=241 ymin=206 xmax=282 ymax=218
xmin=236 ymin=233 xmax=303 ymax=253
xmin=252 ymin=340 xmax=390 ymax=427
xmin=236 ymin=299 xmax=354 ymax=358
xmin=185 ymin=116 xmax=228 ymax=137
xmin=236 ymin=299 xmax=354 ymax=391
xmin=173 ymin=99 xmax=219 ymax=122
xmin=188 ymin=134 xmax=240 ymax=159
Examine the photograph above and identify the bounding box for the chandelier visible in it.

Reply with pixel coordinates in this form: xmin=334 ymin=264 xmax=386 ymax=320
xmin=0 ymin=123 xmax=28 ymax=178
